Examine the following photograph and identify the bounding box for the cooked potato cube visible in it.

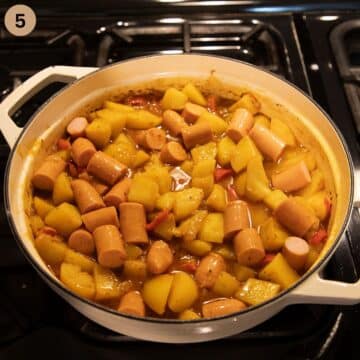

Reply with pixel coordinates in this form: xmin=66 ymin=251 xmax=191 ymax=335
xmin=217 ymin=136 xmax=236 ymax=167
xmin=212 ymin=271 xmax=240 ymax=297
xmin=155 ymin=192 xmax=176 ymax=211
xmin=127 ymin=174 xmax=160 ymax=211
xmin=182 ymin=83 xmax=207 ymax=106
xmin=248 ymin=203 xmax=271 ymax=228
xmin=306 ymin=191 xmax=331 ymax=221
xmin=54 ymin=149 xmax=71 ymax=161
xmin=259 ymin=253 xmax=300 ymax=289
xmin=29 ymin=215 xmax=44 ymax=235
xmin=153 ymin=213 xmax=176 ymax=241
xmin=245 ymin=156 xmax=271 ymax=202
xmin=233 ymin=172 xmax=247 ymax=197
xmin=183 ymin=239 xmax=212 ymax=256
xmin=191 ymin=175 xmax=214 ymax=198
xmin=145 ymin=166 xmax=172 ymax=194
xmin=235 ymin=278 xmax=280 ymax=305
xmin=168 ymin=271 xmax=198 ymax=313
xmin=133 ymin=150 xmax=150 ymax=168
xmin=178 ymin=309 xmax=201 ymax=320
xmin=35 ymin=233 xmax=67 ymax=266
xmin=161 ymin=87 xmax=188 ymax=110
xmin=191 ymin=142 xmax=217 ymax=163
xmin=270 ymin=118 xmax=296 ymax=146
xmin=96 ymin=109 xmax=127 ymax=138
xmin=125 ymin=244 xmax=143 ymax=260
xmin=104 ymin=101 xmax=135 ymax=113
xmin=229 ymin=93 xmax=260 ymax=114
xmin=64 ymin=249 xmax=95 ymax=274
xmin=53 ymin=172 xmax=74 ymax=205
xmin=173 ymin=188 xmax=204 ymax=221
xmin=230 ymin=136 xmax=262 ymax=173
xmin=214 ymin=244 xmax=236 ymax=260
xmin=104 ymin=142 xmax=136 ymax=167
xmin=206 ymin=184 xmax=227 ymax=212
xmin=126 ymin=110 xmax=162 ymax=129
xmin=197 ymin=112 xmax=227 ymax=135
xmin=263 ymin=190 xmax=288 ymax=210
xmin=44 ymin=203 xmax=82 ymax=237
xmin=192 ymin=159 xmax=216 ymax=177
xmin=123 ymin=260 xmax=147 ymax=280
xmin=176 ymin=210 xmax=208 ymax=242
xmin=180 ymin=160 xmax=194 ymax=175
xmin=94 ymin=265 xmax=127 ymax=301
xmin=254 ymin=114 xmax=270 ymax=128
xmin=142 ymin=274 xmax=174 ymax=315
xmin=199 ymin=213 xmax=224 ymax=243
xmin=260 ymin=217 xmax=289 ymax=251
xmin=60 ymin=263 xmax=95 ymax=300
xmin=85 ymin=119 xmax=112 ymax=148
xmin=34 ymin=196 xmax=55 ymax=219
xmin=232 ymin=264 xmax=257 ymax=282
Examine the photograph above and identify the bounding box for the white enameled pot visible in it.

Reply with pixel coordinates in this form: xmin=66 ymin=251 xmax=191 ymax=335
xmin=0 ymin=54 xmax=359 ymax=343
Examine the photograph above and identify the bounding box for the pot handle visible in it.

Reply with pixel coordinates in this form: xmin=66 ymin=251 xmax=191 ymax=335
xmin=0 ymin=65 xmax=97 ymax=149
xmin=288 ymin=269 xmax=360 ymax=305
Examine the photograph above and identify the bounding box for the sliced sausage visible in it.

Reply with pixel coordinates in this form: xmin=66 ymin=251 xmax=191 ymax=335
xmin=226 ymin=108 xmax=254 ymax=142
xmin=271 ymin=161 xmax=311 ymax=192
xmin=181 ymin=122 xmax=213 ymax=149
xmin=162 ymin=110 xmax=188 ymax=136
xmin=119 ymin=202 xmax=149 ymax=244
xmin=195 ymin=253 xmax=226 ymax=288
xmin=118 ymin=291 xmax=145 ymax=317
xmin=71 ymin=137 xmax=96 ymax=167
xmin=71 ymin=179 xmax=105 ymax=214
xmin=91 ymin=178 xmax=109 ymax=196
xmin=160 ymin=141 xmax=187 ymax=165
xmin=146 ymin=240 xmax=173 ymax=274
xmin=103 ymin=178 xmax=132 ymax=207
xmin=282 ymin=236 xmax=310 ymax=271
xmin=87 ymin=151 xmax=127 ymax=185
xmin=131 ymin=128 xmax=166 ymax=150
xmin=32 ymin=155 xmax=66 ymax=191
xmin=224 ymin=200 xmax=251 ymax=239
xmin=181 ymin=102 xmax=206 ymax=123
xmin=68 ymin=229 xmax=95 ymax=255
xmin=274 ymin=198 xmax=318 ymax=237
xmin=234 ymin=228 xmax=265 ymax=266
xmin=249 ymin=123 xmax=286 ymax=161
xmin=82 ymin=206 xmax=120 ymax=232
xmin=93 ymin=225 xmax=126 ymax=268
xmin=202 ymin=299 xmax=246 ymax=318
xmin=67 ymin=117 xmax=88 ymax=138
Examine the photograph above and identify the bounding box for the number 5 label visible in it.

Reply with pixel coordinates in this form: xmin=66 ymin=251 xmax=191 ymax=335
xmin=4 ymin=5 xmax=36 ymax=36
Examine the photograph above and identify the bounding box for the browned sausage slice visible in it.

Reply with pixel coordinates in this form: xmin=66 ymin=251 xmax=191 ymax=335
xmin=160 ymin=141 xmax=187 ymax=165
xmin=162 ymin=110 xmax=188 ymax=136
xmin=146 ymin=240 xmax=173 ymax=274
xmin=71 ymin=179 xmax=105 ymax=214
xmin=282 ymin=236 xmax=310 ymax=271
xmin=234 ymin=228 xmax=265 ymax=266
xmin=119 ymin=202 xmax=149 ymax=244
xmin=195 ymin=253 xmax=226 ymax=288
xmin=67 ymin=117 xmax=88 ymax=138
xmin=249 ymin=123 xmax=286 ymax=161
xmin=103 ymin=178 xmax=132 ymax=207
xmin=181 ymin=102 xmax=207 ymax=123
xmin=93 ymin=225 xmax=126 ymax=268
xmin=274 ymin=198 xmax=318 ymax=237
xmin=143 ymin=128 xmax=166 ymax=150
xmin=271 ymin=161 xmax=311 ymax=192
xmin=226 ymin=108 xmax=254 ymax=142
xmin=82 ymin=206 xmax=120 ymax=232
xmin=87 ymin=151 xmax=127 ymax=185
xmin=118 ymin=291 xmax=145 ymax=317
xmin=71 ymin=137 xmax=96 ymax=167
xmin=68 ymin=229 xmax=95 ymax=255
xmin=32 ymin=155 xmax=66 ymax=191
xmin=181 ymin=122 xmax=213 ymax=149
xmin=224 ymin=200 xmax=251 ymax=239
xmin=202 ymin=299 xmax=246 ymax=318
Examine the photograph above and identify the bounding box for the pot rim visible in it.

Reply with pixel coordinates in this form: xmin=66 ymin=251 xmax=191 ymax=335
xmin=4 ymin=53 xmax=355 ymax=325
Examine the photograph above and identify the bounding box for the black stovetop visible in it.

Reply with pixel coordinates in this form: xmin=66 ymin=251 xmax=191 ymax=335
xmin=1 ymin=3 xmax=360 ymax=360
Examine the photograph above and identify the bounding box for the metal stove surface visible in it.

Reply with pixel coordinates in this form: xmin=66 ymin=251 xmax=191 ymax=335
xmin=0 ymin=6 xmax=360 ymax=360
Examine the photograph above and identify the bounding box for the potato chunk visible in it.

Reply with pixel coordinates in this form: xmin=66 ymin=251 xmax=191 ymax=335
xmin=94 ymin=265 xmax=127 ymax=301
xmin=178 ymin=309 xmax=201 ymax=320
xmin=173 ymin=188 xmax=204 ymax=221
xmin=199 ymin=213 xmax=224 ymax=243
xmin=176 ymin=210 xmax=208 ymax=242
xmin=182 ymin=83 xmax=207 ymax=106
xmin=126 ymin=110 xmax=162 ymax=129
xmin=230 ymin=136 xmax=262 ymax=173
xmin=197 ymin=112 xmax=227 ymax=135
xmin=183 ymin=239 xmax=212 ymax=257
xmin=33 ymin=196 xmax=54 ymax=219
xmin=270 ymin=118 xmax=296 ymax=146
xmin=260 ymin=217 xmax=289 ymax=251
xmin=161 ymin=87 xmax=188 ymax=110
xmin=232 ymin=264 xmax=257 ymax=282
xmin=60 ymin=263 xmax=95 ymax=300
xmin=85 ymin=119 xmax=111 ymax=149
xmin=206 ymin=184 xmax=227 ymax=212
xmin=96 ymin=109 xmax=127 ymax=138
xmin=191 ymin=142 xmax=217 ymax=163
xmin=53 ymin=172 xmax=74 ymax=205
xmin=64 ymin=249 xmax=95 ymax=274
xmin=217 ymin=136 xmax=236 ymax=167
xmin=35 ymin=233 xmax=67 ymax=266
xmin=212 ymin=271 xmax=240 ymax=297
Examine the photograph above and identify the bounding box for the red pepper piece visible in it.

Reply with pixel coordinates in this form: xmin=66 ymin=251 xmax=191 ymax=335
xmin=227 ymin=184 xmax=239 ymax=201
xmin=309 ymin=229 xmax=328 ymax=246
xmin=57 ymin=138 xmax=71 ymax=150
xmin=214 ymin=168 xmax=233 ymax=182
xmin=207 ymin=94 xmax=217 ymax=113
xmin=146 ymin=209 xmax=170 ymax=231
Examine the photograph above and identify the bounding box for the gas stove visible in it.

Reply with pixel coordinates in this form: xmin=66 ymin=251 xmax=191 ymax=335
xmin=0 ymin=3 xmax=360 ymax=359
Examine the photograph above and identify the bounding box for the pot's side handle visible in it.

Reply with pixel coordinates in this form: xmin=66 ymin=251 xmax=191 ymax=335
xmin=287 ymin=270 xmax=360 ymax=305
xmin=0 ymin=65 xmax=97 ymax=149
